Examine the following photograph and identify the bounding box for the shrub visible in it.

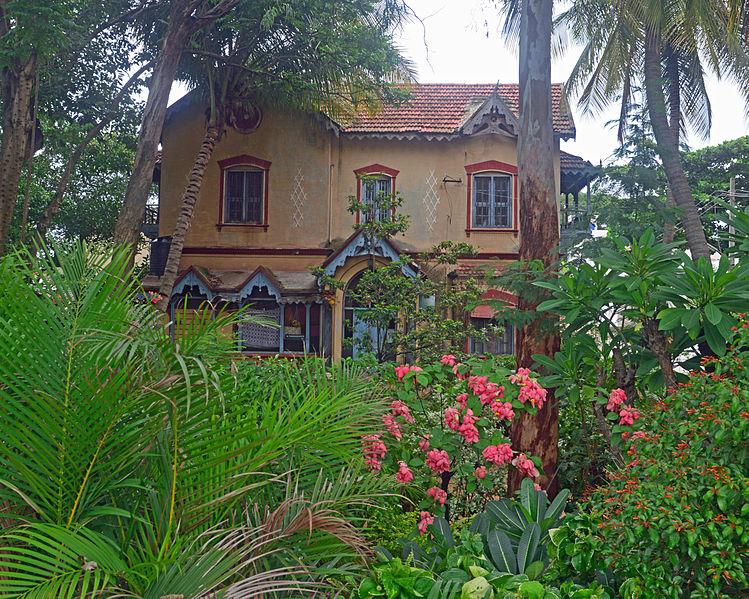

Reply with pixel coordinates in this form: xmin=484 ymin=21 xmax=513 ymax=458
xmin=546 ymin=318 xmax=749 ymax=598
xmin=361 ymin=355 xmax=549 ymax=523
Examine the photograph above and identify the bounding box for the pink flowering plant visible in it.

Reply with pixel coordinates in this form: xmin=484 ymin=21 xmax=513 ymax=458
xmin=362 ymin=354 xmax=547 ymax=523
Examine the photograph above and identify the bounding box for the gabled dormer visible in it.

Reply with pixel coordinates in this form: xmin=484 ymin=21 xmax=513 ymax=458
xmin=459 ymin=89 xmax=519 ymax=137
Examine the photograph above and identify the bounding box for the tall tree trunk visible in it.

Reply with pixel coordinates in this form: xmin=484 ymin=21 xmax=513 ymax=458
xmin=644 ymin=32 xmax=710 ymax=261
xmin=662 ymin=49 xmax=680 ymax=245
xmin=113 ymin=0 xmax=239 ymax=268
xmin=0 ymin=56 xmax=37 ymax=255
xmin=510 ymin=0 xmax=560 ymax=498
xmin=155 ymin=124 xmax=220 ymax=312
xmin=34 ymin=61 xmax=153 ymax=244
xmin=112 ymin=0 xmax=197 ymax=266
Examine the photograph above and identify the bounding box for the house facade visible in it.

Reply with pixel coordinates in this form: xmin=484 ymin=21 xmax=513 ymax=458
xmin=144 ymin=83 xmax=579 ymax=361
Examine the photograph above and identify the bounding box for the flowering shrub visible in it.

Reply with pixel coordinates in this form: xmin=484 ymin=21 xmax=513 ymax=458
xmin=546 ymin=323 xmax=749 ymax=598
xmin=361 ymin=355 xmax=547 ymax=525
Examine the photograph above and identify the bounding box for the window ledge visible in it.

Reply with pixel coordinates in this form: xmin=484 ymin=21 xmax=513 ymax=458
xmin=465 ymin=227 xmax=518 ymax=238
xmin=216 ymin=223 xmax=269 ymax=232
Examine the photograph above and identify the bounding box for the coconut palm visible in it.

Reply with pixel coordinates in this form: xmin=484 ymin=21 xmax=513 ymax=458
xmin=0 ymin=241 xmax=389 ymax=596
xmin=558 ymin=0 xmax=749 ymax=261
xmin=154 ymin=0 xmax=415 ymax=311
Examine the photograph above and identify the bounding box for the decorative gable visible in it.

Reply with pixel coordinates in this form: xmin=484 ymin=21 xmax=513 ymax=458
xmin=459 ymin=90 xmax=519 ymax=137
xmin=236 ymin=267 xmax=282 ymax=300
xmin=322 ymin=230 xmax=418 ymax=279
xmin=172 ymin=267 xmax=213 ymax=300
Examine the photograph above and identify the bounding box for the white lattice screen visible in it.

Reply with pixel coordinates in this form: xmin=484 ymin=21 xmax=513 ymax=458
xmin=241 ymin=307 xmax=280 ymax=349
xmin=291 ymin=168 xmax=307 ymax=228
xmin=422 ymin=169 xmax=440 ymax=232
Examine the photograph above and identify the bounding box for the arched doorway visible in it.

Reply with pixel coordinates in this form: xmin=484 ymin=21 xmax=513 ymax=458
xmin=342 ymin=270 xmax=394 ymax=360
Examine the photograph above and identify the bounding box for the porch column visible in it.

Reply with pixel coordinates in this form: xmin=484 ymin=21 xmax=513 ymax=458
xmin=305 ymin=303 xmax=311 ymax=353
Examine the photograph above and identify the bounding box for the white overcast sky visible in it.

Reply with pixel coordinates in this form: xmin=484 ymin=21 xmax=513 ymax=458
xmin=398 ymin=0 xmax=749 ymax=164
xmin=166 ymin=0 xmax=749 ymax=164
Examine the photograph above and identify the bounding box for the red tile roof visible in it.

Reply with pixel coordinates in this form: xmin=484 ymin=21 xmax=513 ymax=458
xmin=560 ymin=150 xmax=593 ymax=170
xmin=343 ymin=83 xmax=574 ymax=137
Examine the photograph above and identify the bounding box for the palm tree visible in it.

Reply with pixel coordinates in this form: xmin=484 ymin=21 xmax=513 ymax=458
xmin=0 ymin=241 xmax=391 ymax=596
xmin=558 ymin=0 xmax=749 ymax=261
xmin=155 ymin=0 xmax=414 ymax=311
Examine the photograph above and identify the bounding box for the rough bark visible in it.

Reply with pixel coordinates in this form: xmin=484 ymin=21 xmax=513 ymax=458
xmin=641 ymin=317 xmax=677 ymax=390
xmin=644 ymin=32 xmax=710 ymax=261
xmin=510 ymin=0 xmax=560 ymax=498
xmin=662 ymin=50 xmax=680 ymax=245
xmin=611 ymin=347 xmax=637 ymax=404
xmin=34 ymin=61 xmax=153 ymax=244
xmin=0 ymin=56 xmax=38 ymax=254
xmin=112 ymin=3 xmax=193 ymax=266
xmin=113 ymin=0 xmax=240 ymax=268
xmin=155 ymin=124 xmax=220 ymax=312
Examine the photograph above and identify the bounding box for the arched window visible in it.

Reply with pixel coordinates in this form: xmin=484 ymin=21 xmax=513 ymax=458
xmin=464 ymin=160 xmax=518 ymax=234
xmin=217 ymin=155 xmax=271 ymax=230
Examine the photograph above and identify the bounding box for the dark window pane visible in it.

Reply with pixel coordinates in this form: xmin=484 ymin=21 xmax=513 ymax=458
xmin=224 ymin=169 xmax=264 ymax=223
xmin=493 ymin=176 xmax=511 ymax=228
xmin=362 ymin=176 xmax=391 ymax=222
xmin=473 ymin=176 xmax=492 ymax=227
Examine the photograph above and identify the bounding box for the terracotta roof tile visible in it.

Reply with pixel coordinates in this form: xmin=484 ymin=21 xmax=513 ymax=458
xmin=560 ymin=150 xmax=593 ymax=170
xmin=343 ymin=83 xmax=574 ymax=137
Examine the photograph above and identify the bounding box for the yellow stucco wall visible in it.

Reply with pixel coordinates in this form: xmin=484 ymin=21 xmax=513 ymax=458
xmin=159 ymin=97 xmax=561 ymax=276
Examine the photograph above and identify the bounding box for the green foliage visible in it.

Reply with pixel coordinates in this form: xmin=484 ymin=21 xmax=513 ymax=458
xmin=362 ymin=485 xmax=608 ymax=599
xmin=0 ymin=242 xmax=392 ymax=596
xmin=359 ymin=558 xmax=435 ymax=599
xmin=656 ymin=254 xmax=749 ymax=355
xmin=546 ymin=321 xmax=749 ymax=598
xmin=364 ymin=505 xmax=425 ymax=557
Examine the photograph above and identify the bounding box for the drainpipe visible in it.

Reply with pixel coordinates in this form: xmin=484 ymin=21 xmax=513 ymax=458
xmin=327 ymin=132 xmax=334 ymax=244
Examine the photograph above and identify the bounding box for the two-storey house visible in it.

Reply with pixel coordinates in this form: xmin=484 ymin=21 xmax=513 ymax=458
xmin=144 ymin=83 xmax=586 ymax=361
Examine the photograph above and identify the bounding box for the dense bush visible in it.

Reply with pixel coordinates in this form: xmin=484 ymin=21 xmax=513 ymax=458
xmin=546 ymin=319 xmax=749 ymax=598
xmin=362 ymin=355 xmax=549 ymax=525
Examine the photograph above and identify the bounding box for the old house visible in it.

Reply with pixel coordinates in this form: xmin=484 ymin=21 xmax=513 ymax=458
xmin=144 ymin=83 xmax=588 ymax=361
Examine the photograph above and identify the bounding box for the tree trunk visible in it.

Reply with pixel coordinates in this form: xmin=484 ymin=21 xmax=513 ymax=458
xmin=662 ymin=50 xmax=680 ymax=245
xmin=0 ymin=56 xmax=38 ymax=254
xmin=112 ymin=0 xmax=196 ymax=266
xmin=155 ymin=124 xmax=220 ymax=312
xmin=644 ymin=33 xmax=710 ymax=261
xmin=510 ymin=0 xmax=560 ymax=498
xmin=113 ymin=0 xmax=240 ymax=268
xmin=641 ymin=317 xmax=677 ymax=390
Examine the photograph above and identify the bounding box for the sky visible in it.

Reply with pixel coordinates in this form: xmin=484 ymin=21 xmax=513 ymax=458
xmin=398 ymin=0 xmax=749 ymax=164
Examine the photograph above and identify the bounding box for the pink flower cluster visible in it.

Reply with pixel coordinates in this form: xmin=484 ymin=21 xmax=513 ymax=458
xmin=361 ymin=435 xmax=386 ymax=471
xmin=474 ymin=465 xmax=487 ymax=479
xmin=619 ymin=405 xmax=641 ymax=426
xmin=604 ymin=389 xmax=641 ymax=427
xmin=458 ymin=408 xmax=479 ymax=444
xmin=468 ymin=375 xmax=504 ymax=406
xmin=491 ymin=401 xmax=515 ymax=421
xmin=512 ymin=453 xmax=539 ymax=479
xmin=455 ymin=393 xmax=468 ymax=409
xmin=452 ymin=363 xmax=467 ymax=380
xmin=427 ymin=486 xmax=447 ymax=506
xmin=440 ymin=354 xmax=457 ymax=366
xmin=483 ymin=443 xmax=513 ymax=466
xmin=395 ymin=364 xmax=423 ymax=381
xmin=510 ymin=368 xmax=548 ymax=408
xmin=418 ymin=435 xmax=431 ymax=452
xmin=426 ymin=449 xmax=450 ymax=474
xmin=445 ymin=407 xmax=461 ymax=431
xmin=390 ymin=399 xmax=413 ymax=423
xmin=396 ymin=461 xmax=414 ymax=483
xmin=418 ymin=511 xmax=434 ymax=535
xmin=607 ymin=388 xmax=627 ymax=412
xmin=382 ymin=414 xmax=402 ymax=440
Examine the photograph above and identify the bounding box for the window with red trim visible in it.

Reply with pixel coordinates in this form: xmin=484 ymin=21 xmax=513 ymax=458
xmin=218 ymin=155 xmax=271 ymax=229
xmin=353 ymin=163 xmax=399 ymax=224
xmin=465 ymin=160 xmax=518 ymax=233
